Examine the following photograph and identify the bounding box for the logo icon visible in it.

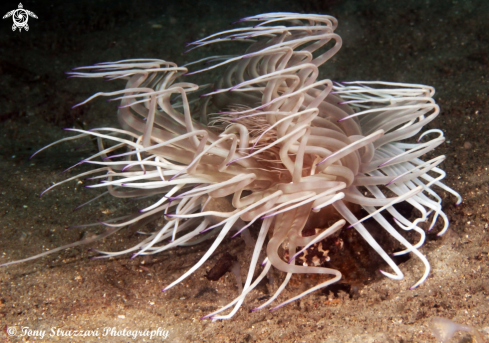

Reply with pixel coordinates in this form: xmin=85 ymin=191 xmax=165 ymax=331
xmin=3 ymin=3 xmax=38 ymax=31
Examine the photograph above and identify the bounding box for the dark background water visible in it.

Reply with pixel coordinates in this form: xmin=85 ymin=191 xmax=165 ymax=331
xmin=1 ymin=0 xmax=487 ymax=127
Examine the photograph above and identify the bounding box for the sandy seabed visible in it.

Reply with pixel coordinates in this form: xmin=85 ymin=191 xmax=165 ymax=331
xmin=1 ymin=0 xmax=488 ymax=342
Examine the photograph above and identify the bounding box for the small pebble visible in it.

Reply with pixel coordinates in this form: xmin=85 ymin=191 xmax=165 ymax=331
xmin=463 ymin=141 xmax=472 ymax=149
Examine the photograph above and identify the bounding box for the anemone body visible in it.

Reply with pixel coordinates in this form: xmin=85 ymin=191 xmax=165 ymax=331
xmin=3 ymin=13 xmax=461 ymax=320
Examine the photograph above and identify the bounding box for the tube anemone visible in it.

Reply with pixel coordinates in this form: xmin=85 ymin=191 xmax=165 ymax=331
xmin=2 ymin=13 xmax=461 ymax=320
